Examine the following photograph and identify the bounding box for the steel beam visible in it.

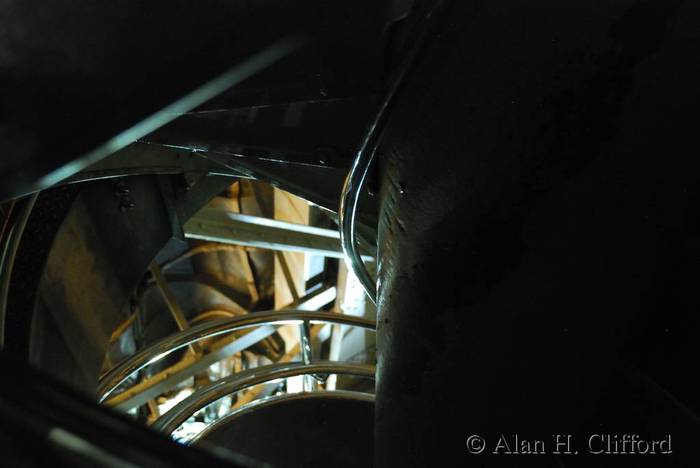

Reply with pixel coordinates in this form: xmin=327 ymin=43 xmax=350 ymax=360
xmin=61 ymin=143 xmax=245 ymax=186
xmin=184 ymin=209 xmax=374 ymax=260
xmin=108 ymin=325 xmax=278 ymax=411
xmin=139 ymin=96 xmax=376 ymax=171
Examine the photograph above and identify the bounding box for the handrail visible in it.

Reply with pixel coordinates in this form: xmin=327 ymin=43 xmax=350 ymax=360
xmin=98 ymin=310 xmax=375 ymax=401
xmin=339 ymin=0 xmax=449 ymax=305
xmin=152 ymin=361 xmax=375 ymax=435
xmin=190 ymin=390 xmax=375 ymax=445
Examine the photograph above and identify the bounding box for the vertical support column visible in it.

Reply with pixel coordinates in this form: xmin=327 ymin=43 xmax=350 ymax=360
xmin=299 ymin=319 xmax=315 ymax=392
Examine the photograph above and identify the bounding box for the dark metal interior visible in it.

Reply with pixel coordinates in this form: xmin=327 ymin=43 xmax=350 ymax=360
xmin=2 ymin=1 xmax=700 ymax=466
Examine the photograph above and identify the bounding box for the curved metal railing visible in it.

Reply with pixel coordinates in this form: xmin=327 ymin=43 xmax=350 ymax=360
xmin=152 ymin=361 xmax=375 ymax=435
xmin=339 ymin=0 xmax=449 ymax=305
xmin=190 ymin=390 xmax=374 ymax=445
xmin=99 ymin=308 xmax=376 ymax=443
xmin=98 ymin=309 xmax=375 ymax=402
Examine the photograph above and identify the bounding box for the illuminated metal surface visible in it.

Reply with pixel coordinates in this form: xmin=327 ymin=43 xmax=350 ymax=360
xmin=106 ymin=325 xmax=278 ymax=411
xmin=97 ymin=310 xmax=375 ymax=402
xmin=298 ymin=320 xmax=316 ymax=391
xmin=106 ymin=287 xmax=338 ymax=411
xmin=339 ymin=0 xmax=449 ymax=304
xmin=152 ymin=361 xmax=375 ymax=435
xmin=185 ymin=209 xmax=374 ymax=260
xmin=61 ymin=144 xmax=245 ymax=186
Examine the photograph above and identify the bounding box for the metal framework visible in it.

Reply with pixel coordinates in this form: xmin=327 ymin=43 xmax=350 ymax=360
xmin=185 ymin=208 xmax=374 ymax=260
xmin=152 ymin=361 xmax=375 ymax=435
xmin=96 ymin=308 xmax=376 ymax=444
xmin=98 ymin=310 xmax=375 ymax=402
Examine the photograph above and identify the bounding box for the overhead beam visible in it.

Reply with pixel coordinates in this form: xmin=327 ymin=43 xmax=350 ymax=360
xmin=61 ymin=143 xmax=245 ymax=185
xmin=184 ymin=209 xmax=374 ymax=260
